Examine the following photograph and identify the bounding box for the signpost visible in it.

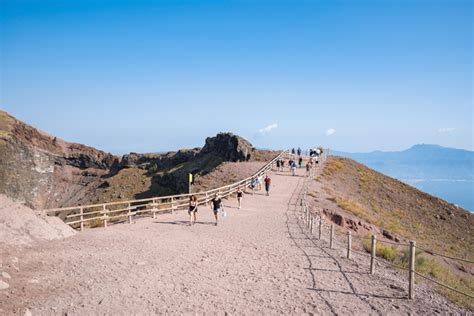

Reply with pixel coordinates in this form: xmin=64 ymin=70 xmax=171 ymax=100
xmin=188 ymin=173 xmax=193 ymax=194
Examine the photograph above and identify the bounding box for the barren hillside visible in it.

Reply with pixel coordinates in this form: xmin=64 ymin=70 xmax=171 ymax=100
xmin=0 ymin=110 xmax=278 ymax=209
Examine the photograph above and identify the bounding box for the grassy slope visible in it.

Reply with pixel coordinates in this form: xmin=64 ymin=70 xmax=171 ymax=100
xmin=321 ymin=157 xmax=473 ymax=259
xmin=319 ymin=157 xmax=474 ymax=309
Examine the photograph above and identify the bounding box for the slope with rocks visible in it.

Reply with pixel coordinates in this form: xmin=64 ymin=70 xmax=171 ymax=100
xmin=0 ymin=111 xmax=277 ymax=209
xmin=0 ymin=111 xmax=119 ymax=210
xmin=310 ymin=156 xmax=473 ymax=309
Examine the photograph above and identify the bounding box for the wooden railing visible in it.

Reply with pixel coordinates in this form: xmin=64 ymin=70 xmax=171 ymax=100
xmin=46 ymin=151 xmax=287 ymax=230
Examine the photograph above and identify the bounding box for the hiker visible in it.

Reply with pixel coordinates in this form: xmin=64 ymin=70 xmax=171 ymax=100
xmin=256 ymin=174 xmax=263 ymax=191
xmin=276 ymin=159 xmax=281 ymax=172
xmin=297 ymin=147 xmax=302 ymax=156
xmin=299 ymin=157 xmax=303 ymax=168
xmin=306 ymin=163 xmax=310 ymax=176
xmin=250 ymin=177 xmax=257 ymax=195
xmin=291 ymin=160 xmax=297 ymax=176
xmin=291 ymin=148 xmax=295 ymax=155
xmin=288 ymin=159 xmax=293 ymax=171
xmin=237 ymin=187 xmax=243 ymax=209
xmin=264 ymin=175 xmax=271 ymax=196
xmin=188 ymin=195 xmax=198 ymax=225
xmin=210 ymin=194 xmax=223 ymax=226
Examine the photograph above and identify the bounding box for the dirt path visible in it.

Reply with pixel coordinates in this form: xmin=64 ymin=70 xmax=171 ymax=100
xmin=0 ymin=166 xmax=462 ymax=314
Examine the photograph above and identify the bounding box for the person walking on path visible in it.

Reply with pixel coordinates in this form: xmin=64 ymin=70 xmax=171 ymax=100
xmin=276 ymin=159 xmax=281 ymax=172
xmin=256 ymin=174 xmax=263 ymax=191
xmin=237 ymin=187 xmax=243 ymax=209
xmin=297 ymin=147 xmax=302 ymax=156
xmin=291 ymin=160 xmax=297 ymax=176
xmin=306 ymin=163 xmax=310 ymax=176
xmin=298 ymin=157 xmax=303 ymax=168
xmin=250 ymin=178 xmax=257 ymax=195
xmin=188 ymin=195 xmax=198 ymax=225
xmin=264 ymin=175 xmax=271 ymax=196
xmin=210 ymin=194 xmax=223 ymax=226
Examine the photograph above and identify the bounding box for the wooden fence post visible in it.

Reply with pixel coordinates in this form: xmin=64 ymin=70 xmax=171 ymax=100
xmin=79 ymin=207 xmax=84 ymax=232
xmin=347 ymin=231 xmax=352 ymax=259
xmin=318 ymin=217 xmax=322 ymax=240
xmin=370 ymin=235 xmax=377 ymax=274
xmin=409 ymin=240 xmax=416 ymax=299
xmin=330 ymin=224 xmax=334 ymax=249
xmin=102 ymin=205 xmax=107 ymax=228
xmin=171 ymin=197 xmax=174 ymax=214
xmin=310 ymin=216 xmax=314 ymax=234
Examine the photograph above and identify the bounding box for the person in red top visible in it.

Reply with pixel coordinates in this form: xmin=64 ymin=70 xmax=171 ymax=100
xmin=264 ymin=175 xmax=271 ymax=196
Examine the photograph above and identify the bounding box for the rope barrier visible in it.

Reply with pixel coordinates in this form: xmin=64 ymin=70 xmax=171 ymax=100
xmin=414 ymin=272 xmax=474 ymax=299
xmin=298 ymin=155 xmax=474 ymax=303
xmin=416 ymin=246 xmax=474 ymax=264
xmin=376 ymin=239 xmax=410 ymax=247
xmin=373 ymin=256 xmax=409 ymax=271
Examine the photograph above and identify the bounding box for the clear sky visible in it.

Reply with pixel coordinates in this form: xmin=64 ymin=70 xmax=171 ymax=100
xmin=1 ymin=0 xmax=472 ymax=154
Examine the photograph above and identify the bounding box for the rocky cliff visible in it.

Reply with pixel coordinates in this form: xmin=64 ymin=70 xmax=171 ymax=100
xmin=0 ymin=111 xmax=119 ymax=209
xmin=0 ymin=111 xmax=269 ymax=209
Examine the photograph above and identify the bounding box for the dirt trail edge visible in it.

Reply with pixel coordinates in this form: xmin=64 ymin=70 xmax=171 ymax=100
xmin=1 ymin=166 xmax=462 ymax=314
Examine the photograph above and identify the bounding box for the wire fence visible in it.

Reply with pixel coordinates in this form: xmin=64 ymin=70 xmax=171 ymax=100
xmin=299 ymin=163 xmax=474 ymax=301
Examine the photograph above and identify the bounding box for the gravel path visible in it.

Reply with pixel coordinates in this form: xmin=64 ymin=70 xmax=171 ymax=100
xmin=0 ymin=167 xmax=463 ymax=314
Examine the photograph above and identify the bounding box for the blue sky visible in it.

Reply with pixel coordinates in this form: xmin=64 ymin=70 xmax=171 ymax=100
xmin=1 ymin=0 xmax=472 ymax=154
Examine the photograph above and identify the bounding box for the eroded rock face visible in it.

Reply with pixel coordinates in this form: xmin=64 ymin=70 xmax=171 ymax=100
xmin=1 ymin=111 xmax=261 ymax=209
xmin=0 ymin=111 xmax=119 ymax=209
xmin=200 ymin=133 xmax=254 ymax=162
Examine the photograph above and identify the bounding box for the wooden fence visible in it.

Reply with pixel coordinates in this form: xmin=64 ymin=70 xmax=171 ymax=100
xmin=46 ymin=151 xmax=287 ymax=230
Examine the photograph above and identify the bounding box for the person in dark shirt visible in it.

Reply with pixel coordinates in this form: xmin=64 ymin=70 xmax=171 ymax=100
xmin=236 ymin=187 xmax=243 ymax=209
xmin=188 ymin=195 xmax=198 ymax=226
xmin=210 ymin=194 xmax=223 ymax=226
xmin=264 ymin=175 xmax=271 ymax=196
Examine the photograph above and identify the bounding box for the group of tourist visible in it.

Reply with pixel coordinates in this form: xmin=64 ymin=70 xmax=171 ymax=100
xmin=186 ymin=147 xmax=323 ymax=226
xmin=187 ymin=174 xmax=272 ymax=226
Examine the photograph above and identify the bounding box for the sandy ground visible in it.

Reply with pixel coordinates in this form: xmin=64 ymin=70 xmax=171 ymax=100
xmin=0 ymin=166 xmax=463 ymax=314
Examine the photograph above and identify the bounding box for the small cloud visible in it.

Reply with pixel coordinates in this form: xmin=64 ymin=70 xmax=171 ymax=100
xmin=325 ymin=128 xmax=336 ymax=136
xmin=437 ymin=127 xmax=455 ymax=135
xmin=258 ymin=123 xmax=278 ymax=134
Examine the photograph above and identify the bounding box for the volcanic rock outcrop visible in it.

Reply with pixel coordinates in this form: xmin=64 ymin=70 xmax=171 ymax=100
xmin=0 ymin=111 xmax=266 ymax=209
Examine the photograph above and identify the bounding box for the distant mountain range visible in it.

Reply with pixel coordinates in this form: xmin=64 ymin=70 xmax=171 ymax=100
xmin=332 ymin=144 xmax=474 ymax=181
xmin=332 ymin=144 xmax=474 ymax=210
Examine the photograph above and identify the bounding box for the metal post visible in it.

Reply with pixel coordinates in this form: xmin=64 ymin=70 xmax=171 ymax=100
xmin=80 ymin=207 xmax=84 ymax=232
xmin=330 ymin=224 xmax=334 ymax=249
xmin=347 ymin=231 xmax=352 ymax=259
xmin=409 ymin=240 xmax=416 ymax=299
xmin=370 ymin=235 xmax=377 ymax=274
xmin=310 ymin=216 xmax=314 ymax=234
xmin=318 ymin=217 xmax=322 ymax=240
xmin=128 ymin=209 xmax=132 ymax=224
xmin=171 ymin=197 xmax=174 ymax=214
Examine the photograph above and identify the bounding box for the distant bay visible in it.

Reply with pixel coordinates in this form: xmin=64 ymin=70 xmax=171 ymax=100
xmin=405 ymin=179 xmax=473 ymax=212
